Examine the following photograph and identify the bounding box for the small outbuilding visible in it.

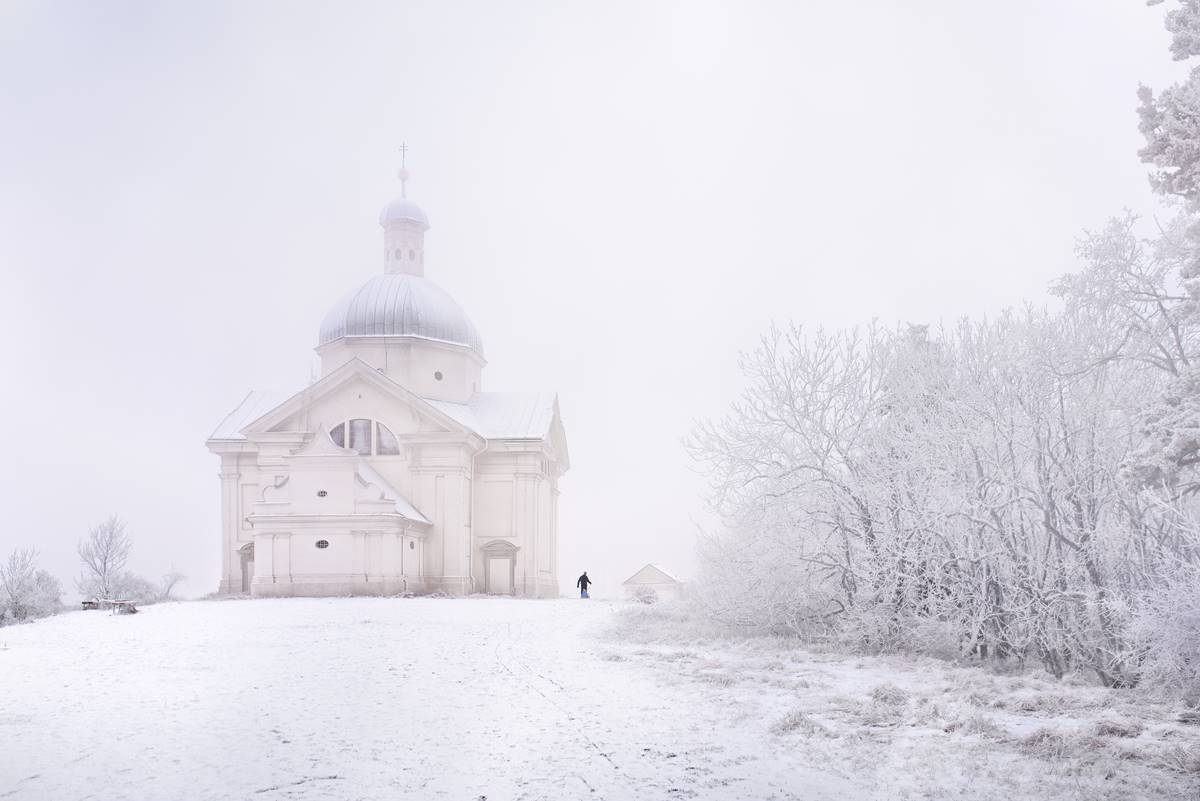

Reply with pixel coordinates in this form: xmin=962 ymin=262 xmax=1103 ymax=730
xmin=622 ymin=564 xmax=682 ymax=603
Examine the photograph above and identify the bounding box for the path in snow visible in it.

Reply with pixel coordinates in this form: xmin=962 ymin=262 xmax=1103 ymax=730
xmin=0 ymin=598 xmax=854 ymax=801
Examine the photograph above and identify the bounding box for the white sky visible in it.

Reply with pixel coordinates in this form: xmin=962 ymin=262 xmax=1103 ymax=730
xmin=0 ymin=0 xmax=1185 ymax=598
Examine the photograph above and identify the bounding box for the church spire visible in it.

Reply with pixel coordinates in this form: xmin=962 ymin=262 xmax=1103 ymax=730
xmin=379 ymin=144 xmax=430 ymax=277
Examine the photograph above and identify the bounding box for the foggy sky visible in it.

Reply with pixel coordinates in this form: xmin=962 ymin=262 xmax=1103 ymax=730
xmin=0 ymin=0 xmax=1183 ymax=598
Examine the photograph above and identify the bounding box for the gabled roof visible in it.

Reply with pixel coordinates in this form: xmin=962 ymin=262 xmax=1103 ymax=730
xmin=426 ymin=392 xmax=558 ymax=440
xmin=208 ymin=390 xmax=291 ymax=441
xmin=622 ymin=564 xmax=681 ymax=586
xmin=207 ymin=359 xmax=478 ymax=445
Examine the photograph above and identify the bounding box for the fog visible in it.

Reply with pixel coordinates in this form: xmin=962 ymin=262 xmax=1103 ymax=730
xmin=0 ymin=0 xmax=1182 ymax=598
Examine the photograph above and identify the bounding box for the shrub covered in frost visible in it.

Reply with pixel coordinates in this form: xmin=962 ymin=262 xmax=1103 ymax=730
xmin=0 ymin=549 xmax=62 ymax=625
xmin=1131 ymin=563 xmax=1200 ymax=703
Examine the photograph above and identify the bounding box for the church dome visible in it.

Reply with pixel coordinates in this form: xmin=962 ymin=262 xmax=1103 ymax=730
xmin=378 ymin=197 xmax=430 ymax=229
xmin=318 ymin=273 xmax=484 ymax=354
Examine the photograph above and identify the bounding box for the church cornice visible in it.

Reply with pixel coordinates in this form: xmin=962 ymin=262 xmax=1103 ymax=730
xmin=248 ymin=431 xmax=309 ymax=444
xmin=315 ymin=335 xmax=487 ymax=367
xmin=248 ymin=512 xmax=431 ymax=532
xmin=206 ymin=439 xmax=259 ymax=454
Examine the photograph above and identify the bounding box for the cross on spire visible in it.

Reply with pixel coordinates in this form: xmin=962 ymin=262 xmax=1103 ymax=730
xmin=398 ymin=142 xmax=411 ymax=198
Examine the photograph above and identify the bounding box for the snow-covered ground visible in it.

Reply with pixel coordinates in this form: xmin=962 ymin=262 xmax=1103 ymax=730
xmin=1 ymin=598 xmax=1197 ymax=800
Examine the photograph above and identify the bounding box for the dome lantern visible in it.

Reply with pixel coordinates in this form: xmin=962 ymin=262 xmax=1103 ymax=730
xmin=380 ymin=142 xmax=429 ymax=277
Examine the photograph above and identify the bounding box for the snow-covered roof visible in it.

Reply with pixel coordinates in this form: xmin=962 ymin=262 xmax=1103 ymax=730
xmin=318 ymin=273 xmax=483 ymax=354
xmin=208 ymin=390 xmax=291 ymax=441
xmin=356 ymin=462 xmax=431 ymax=525
xmin=622 ymin=564 xmax=681 ymax=586
xmin=210 ymin=384 xmax=557 ymax=445
xmin=427 ymin=392 xmax=557 ymax=440
xmin=378 ymin=196 xmax=430 ymax=229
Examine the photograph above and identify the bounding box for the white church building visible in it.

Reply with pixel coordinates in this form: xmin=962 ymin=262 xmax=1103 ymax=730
xmin=206 ymin=160 xmax=568 ymax=598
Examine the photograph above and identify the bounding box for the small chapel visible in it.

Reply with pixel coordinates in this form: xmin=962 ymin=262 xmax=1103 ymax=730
xmin=206 ymin=156 xmax=569 ymax=598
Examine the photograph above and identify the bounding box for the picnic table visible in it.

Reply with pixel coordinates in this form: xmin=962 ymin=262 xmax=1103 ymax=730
xmin=81 ymin=598 xmax=139 ymax=614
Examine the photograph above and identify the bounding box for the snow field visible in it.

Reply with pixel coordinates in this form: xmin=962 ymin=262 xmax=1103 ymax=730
xmin=1 ymin=597 xmax=855 ymax=801
xmin=3 ymin=596 xmax=1198 ymax=800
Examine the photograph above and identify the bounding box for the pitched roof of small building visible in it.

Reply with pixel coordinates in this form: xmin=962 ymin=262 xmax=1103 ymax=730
xmin=622 ymin=564 xmax=681 ymax=586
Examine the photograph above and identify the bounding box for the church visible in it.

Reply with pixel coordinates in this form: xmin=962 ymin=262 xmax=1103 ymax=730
xmin=206 ymin=158 xmax=569 ymax=598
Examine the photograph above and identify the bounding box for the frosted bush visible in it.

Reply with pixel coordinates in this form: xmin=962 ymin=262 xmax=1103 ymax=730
xmin=1131 ymin=563 xmax=1200 ymax=703
xmin=771 ymin=709 xmax=830 ymax=737
xmin=631 ymin=585 xmax=659 ymax=604
xmin=869 ymin=683 xmax=909 ymax=706
xmin=0 ymin=549 xmax=62 ymax=625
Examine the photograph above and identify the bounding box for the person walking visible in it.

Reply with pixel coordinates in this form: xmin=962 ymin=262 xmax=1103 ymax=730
xmin=576 ymin=571 xmax=592 ymax=599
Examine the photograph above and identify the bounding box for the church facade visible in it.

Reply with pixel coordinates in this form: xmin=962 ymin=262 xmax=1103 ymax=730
xmin=206 ymin=163 xmax=568 ymax=598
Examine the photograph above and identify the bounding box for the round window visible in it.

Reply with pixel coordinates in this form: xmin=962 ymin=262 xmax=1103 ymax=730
xmin=315 ymin=539 xmax=330 ymax=549
xmin=434 ymin=371 xmax=443 ymax=381
xmin=317 ymin=490 xmax=328 ymax=498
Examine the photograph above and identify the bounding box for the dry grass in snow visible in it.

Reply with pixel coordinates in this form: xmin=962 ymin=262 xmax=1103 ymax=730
xmin=606 ymin=602 xmax=1200 ymax=801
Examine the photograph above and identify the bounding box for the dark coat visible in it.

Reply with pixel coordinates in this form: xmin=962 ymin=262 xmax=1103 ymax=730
xmin=576 ymin=573 xmax=592 ymax=590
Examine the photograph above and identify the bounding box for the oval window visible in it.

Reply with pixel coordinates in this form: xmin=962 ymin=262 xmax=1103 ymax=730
xmin=434 ymin=371 xmax=443 ymax=381
xmin=409 ymin=540 xmax=416 ymax=550
xmin=315 ymin=539 xmax=330 ymax=549
xmin=317 ymin=490 xmax=328 ymax=498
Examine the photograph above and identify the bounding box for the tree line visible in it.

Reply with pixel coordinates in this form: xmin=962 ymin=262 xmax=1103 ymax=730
xmin=688 ymin=1 xmax=1200 ymax=700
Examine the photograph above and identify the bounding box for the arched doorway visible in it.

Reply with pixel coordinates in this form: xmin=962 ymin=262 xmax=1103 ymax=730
xmin=480 ymin=540 xmax=518 ymax=595
xmin=238 ymin=542 xmax=255 ymax=594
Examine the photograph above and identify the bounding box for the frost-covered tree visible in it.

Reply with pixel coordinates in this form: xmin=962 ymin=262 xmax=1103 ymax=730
xmin=0 ymin=549 xmax=62 ymax=624
xmin=76 ymin=515 xmax=132 ymax=600
xmin=158 ymin=567 xmax=185 ymax=601
xmin=689 ymin=308 xmax=1193 ymax=685
xmin=1121 ymin=2 xmax=1200 ymax=496
xmin=1141 ymin=1 xmax=1200 ymax=204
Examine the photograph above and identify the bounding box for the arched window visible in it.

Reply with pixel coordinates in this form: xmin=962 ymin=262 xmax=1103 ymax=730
xmin=348 ymin=418 xmax=372 ymax=455
xmin=328 ymin=420 xmax=400 ymax=456
xmin=377 ymin=422 xmax=400 ymax=455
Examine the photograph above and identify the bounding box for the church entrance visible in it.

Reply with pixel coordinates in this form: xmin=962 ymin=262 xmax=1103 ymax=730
xmin=481 ymin=539 xmax=518 ymax=595
xmin=238 ymin=542 xmax=255 ymax=594
xmin=487 ymin=558 xmax=512 ymax=595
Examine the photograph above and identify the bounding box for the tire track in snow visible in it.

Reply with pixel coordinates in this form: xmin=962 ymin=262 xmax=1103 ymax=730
xmin=491 ymin=620 xmax=640 ymax=797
